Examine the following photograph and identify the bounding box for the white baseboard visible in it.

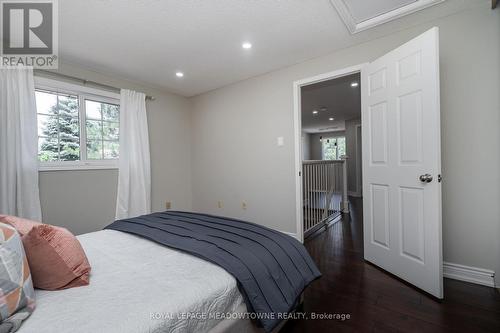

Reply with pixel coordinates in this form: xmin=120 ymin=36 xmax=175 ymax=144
xmin=443 ymin=262 xmax=495 ymax=288
xmin=277 ymin=230 xmax=298 ymax=240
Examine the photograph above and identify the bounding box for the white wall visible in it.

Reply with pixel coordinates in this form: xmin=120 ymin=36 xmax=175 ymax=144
xmin=345 ymin=118 xmax=361 ymax=195
xmin=191 ymin=4 xmax=500 ymax=285
xmin=301 ymin=132 xmax=311 ymax=160
xmin=308 ymin=121 xmax=360 ymax=193
xmin=39 ymin=63 xmax=192 ymax=235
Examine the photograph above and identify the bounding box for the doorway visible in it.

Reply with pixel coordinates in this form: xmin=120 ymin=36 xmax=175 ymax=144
xmin=293 ymin=28 xmax=443 ymax=299
xmin=298 ymin=71 xmax=362 ymax=239
xmin=293 ymin=64 xmax=365 ymax=243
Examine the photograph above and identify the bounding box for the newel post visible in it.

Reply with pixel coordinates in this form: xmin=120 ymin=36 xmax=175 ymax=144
xmin=341 ymin=155 xmax=350 ymax=214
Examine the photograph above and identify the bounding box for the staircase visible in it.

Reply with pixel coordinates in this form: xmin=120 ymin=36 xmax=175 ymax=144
xmin=302 ymin=158 xmax=348 ymax=237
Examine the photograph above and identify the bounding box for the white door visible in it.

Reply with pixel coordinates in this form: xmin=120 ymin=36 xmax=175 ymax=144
xmin=361 ymin=27 xmax=443 ymax=298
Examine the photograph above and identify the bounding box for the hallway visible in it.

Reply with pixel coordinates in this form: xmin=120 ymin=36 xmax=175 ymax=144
xmin=282 ymin=197 xmax=500 ymax=332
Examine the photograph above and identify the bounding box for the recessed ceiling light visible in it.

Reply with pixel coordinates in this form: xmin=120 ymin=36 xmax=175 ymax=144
xmin=242 ymin=42 xmax=252 ymax=49
xmin=329 ymin=117 xmax=334 ymax=121
xmin=351 ymin=82 xmax=359 ymax=87
xmin=176 ymin=72 xmax=184 ymax=78
xmin=312 ymin=110 xmax=319 ymax=115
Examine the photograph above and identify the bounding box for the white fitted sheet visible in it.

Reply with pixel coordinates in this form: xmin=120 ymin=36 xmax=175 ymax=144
xmin=19 ymin=229 xmax=244 ymax=333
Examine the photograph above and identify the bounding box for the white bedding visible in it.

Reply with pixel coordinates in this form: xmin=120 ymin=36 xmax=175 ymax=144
xmin=19 ymin=230 xmax=244 ymax=333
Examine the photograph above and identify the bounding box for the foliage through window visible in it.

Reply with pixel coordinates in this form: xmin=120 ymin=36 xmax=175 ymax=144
xmin=85 ymin=100 xmax=119 ymax=160
xmin=36 ymin=88 xmax=120 ymax=166
xmin=322 ymin=136 xmax=346 ymax=160
xmin=37 ymin=91 xmax=80 ymax=162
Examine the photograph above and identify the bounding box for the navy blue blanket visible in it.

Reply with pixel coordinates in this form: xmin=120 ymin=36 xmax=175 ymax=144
xmin=105 ymin=211 xmax=320 ymax=332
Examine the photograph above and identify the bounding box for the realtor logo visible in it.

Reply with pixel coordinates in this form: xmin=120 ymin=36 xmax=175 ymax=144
xmin=1 ymin=0 xmax=58 ymax=68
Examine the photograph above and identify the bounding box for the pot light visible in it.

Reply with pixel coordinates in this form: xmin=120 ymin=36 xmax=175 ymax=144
xmin=242 ymin=42 xmax=252 ymax=49
xmin=312 ymin=110 xmax=319 ymax=115
xmin=329 ymin=117 xmax=334 ymax=121
xmin=351 ymin=82 xmax=358 ymax=87
xmin=176 ymin=72 xmax=184 ymax=78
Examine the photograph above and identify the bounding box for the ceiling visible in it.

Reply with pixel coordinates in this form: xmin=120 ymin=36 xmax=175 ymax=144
xmin=57 ymin=0 xmax=471 ymax=97
xmin=301 ymin=73 xmax=361 ymax=133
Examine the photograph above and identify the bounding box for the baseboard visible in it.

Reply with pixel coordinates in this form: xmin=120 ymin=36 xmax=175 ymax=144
xmin=278 ymin=230 xmax=298 ymax=240
xmin=443 ymin=262 xmax=495 ymax=288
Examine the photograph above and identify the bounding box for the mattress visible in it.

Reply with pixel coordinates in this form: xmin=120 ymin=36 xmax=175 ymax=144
xmin=106 ymin=211 xmax=321 ymax=332
xmin=18 ymin=229 xmax=244 ymax=333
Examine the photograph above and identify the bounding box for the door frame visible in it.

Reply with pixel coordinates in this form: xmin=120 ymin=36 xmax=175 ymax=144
xmin=293 ymin=63 xmax=367 ymax=242
xmin=355 ymin=124 xmax=362 ymax=197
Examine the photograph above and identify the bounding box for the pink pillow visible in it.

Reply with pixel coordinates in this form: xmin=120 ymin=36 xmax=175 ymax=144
xmin=21 ymin=224 xmax=91 ymax=290
xmin=0 ymin=215 xmax=42 ymax=236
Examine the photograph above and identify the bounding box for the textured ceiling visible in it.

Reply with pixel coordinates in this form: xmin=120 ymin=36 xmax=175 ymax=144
xmin=58 ymin=0 xmax=470 ymax=96
xmin=301 ymin=73 xmax=361 ymax=133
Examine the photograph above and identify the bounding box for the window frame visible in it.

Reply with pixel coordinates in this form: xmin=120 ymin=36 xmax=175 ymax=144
xmin=321 ymin=135 xmax=346 ymax=161
xmin=35 ymin=77 xmax=121 ymax=172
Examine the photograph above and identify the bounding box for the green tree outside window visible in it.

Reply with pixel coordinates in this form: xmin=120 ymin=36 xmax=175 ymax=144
xmin=37 ymin=91 xmax=80 ymax=162
xmin=36 ymin=90 xmax=120 ymax=163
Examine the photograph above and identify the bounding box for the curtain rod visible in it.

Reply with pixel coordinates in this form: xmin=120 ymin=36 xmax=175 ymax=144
xmin=33 ymin=69 xmax=155 ymax=101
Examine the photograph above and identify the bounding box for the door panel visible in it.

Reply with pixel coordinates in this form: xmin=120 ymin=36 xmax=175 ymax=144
xmin=368 ymin=68 xmax=387 ymax=94
xmin=371 ymin=184 xmax=390 ymax=249
xmin=369 ymin=102 xmax=388 ymax=164
xmin=398 ymin=91 xmax=422 ymax=164
xmin=400 ymin=186 xmax=424 ymax=263
xmin=361 ymin=27 xmax=442 ymax=298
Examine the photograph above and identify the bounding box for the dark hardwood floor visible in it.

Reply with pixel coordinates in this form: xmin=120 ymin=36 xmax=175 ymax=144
xmin=282 ymin=197 xmax=500 ymax=333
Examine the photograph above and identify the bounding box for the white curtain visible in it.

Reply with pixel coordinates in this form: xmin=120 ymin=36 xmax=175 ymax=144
xmin=115 ymin=89 xmax=151 ymax=219
xmin=0 ymin=67 xmax=42 ymax=220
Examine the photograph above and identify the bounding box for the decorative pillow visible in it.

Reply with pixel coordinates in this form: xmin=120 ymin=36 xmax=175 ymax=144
xmin=22 ymin=225 xmax=91 ymax=290
xmin=0 ymin=216 xmax=42 ymax=236
xmin=0 ymin=224 xmax=35 ymax=333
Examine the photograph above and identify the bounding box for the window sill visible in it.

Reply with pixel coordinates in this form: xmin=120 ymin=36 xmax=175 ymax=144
xmin=38 ymin=161 xmax=119 ymax=172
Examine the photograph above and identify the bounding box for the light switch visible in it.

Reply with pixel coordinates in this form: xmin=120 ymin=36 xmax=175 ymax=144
xmin=277 ymin=136 xmax=284 ymax=147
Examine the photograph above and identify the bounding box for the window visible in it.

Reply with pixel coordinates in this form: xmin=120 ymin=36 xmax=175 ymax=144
xmin=37 ymin=91 xmax=80 ymax=162
xmin=85 ymin=100 xmax=119 ymax=160
xmin=36 ymin=78 xmax=120 ymax=170
xmin=322 ymin=136 xmax=346 ymax=160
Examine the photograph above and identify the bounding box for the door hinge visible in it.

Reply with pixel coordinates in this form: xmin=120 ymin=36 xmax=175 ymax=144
xmin=438 ymin=174 xmax=442 ymax=183
xmin=299 ymin=171 xmax=301 ymax=177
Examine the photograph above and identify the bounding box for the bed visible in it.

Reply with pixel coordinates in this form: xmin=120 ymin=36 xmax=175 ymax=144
xmin=18 ymin=229 xmax=247 ymax=333
xmin=17 ymin=212 xmax=319 ymax=333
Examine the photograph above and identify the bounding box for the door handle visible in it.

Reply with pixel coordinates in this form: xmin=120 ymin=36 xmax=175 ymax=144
xmin=419 ymin=174 xmax=433 ymax=183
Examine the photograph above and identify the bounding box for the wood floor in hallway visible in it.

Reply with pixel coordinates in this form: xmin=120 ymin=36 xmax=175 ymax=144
xmin=281 ymin=197 xmax=500 ymax=332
